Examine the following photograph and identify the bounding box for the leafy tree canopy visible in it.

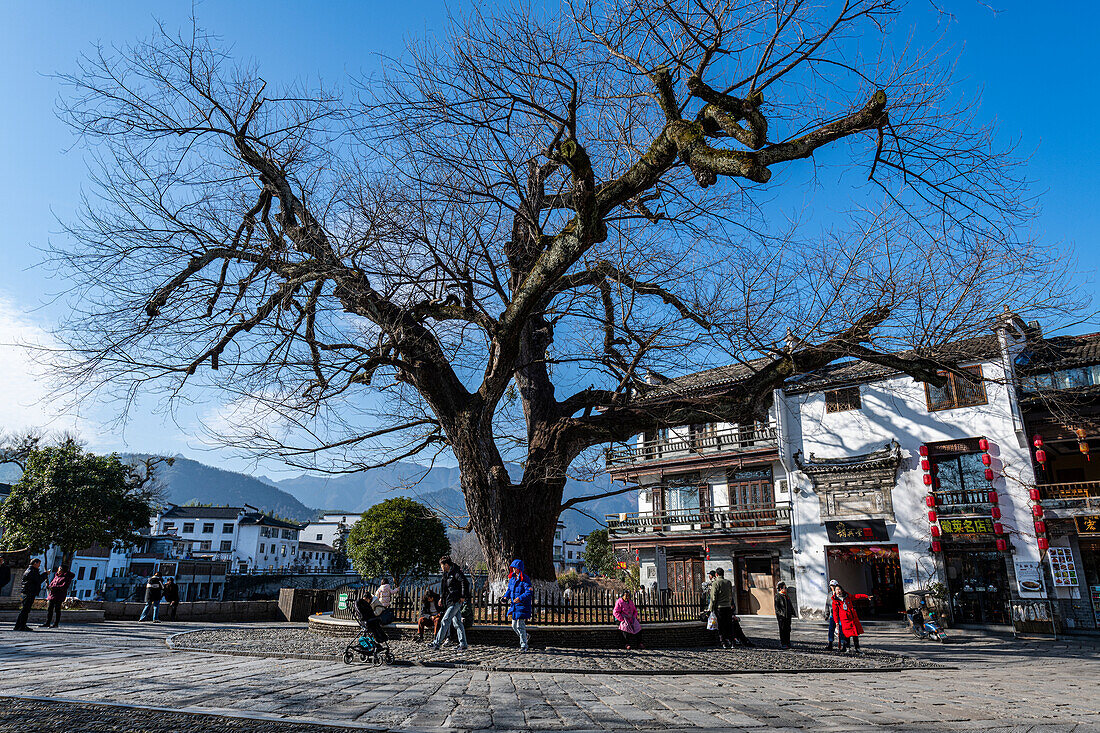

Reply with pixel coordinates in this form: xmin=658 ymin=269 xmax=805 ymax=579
xmin=346 ymin=497 xmax=450 ymax=585
xmin=0 ymin=437 xmax=164 ymax=559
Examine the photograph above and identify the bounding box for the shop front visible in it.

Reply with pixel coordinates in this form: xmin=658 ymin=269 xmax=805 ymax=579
xmin=940 ymin=516 xmax=1010 ymax=625
xmin=1072 ymin=516 xmax=1100 ymax=628
xmin=823 ymin=520 xmax=904 ymax=618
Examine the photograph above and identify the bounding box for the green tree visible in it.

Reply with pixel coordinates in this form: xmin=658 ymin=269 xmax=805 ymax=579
xmin=0 ymin=437 xmax=165 ymax=564
xmin=582 ymin=529 xmax=618 ymax=576
xmin=346 ymin=498 xmax=450 ymax=585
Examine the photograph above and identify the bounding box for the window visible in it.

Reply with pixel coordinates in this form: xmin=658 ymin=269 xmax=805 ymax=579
xmin=281 ymin=545 xmax=287 ymax=557
xmin=825 ymin=386 xmax=861 ymax=413
xmin=163 ymin=522 xmax=176 ymax=533
xmin=259 ymin=543 xmax=265 ymax=554
xmin=316 ymin=533 xmax=323 ymax=541
xmin=220 ymin=540 xmax=233 ymax=552
xmin=202 ymin=523 xmax=215 ymax=534
xmin=77 ymin=566 xmax=86 ymax=580
xmin=926 ymin=366 xmax=987 ymax=411
xmin=83 ymin=590 xmax=91 ymax=598
xmin=933 ymin=452 xmax=989 ymax=506
xmin=89 ymin=567 xmax=97 ymax=580
xmin=222 ymin=523 xmax=234 ymax=534
xmin=282 ymin=529 xmax=295 ymax=540
xmin=183 ymin=523 xmax=195 ymax=533
xmin=199 ymin=541 xmax=212 ymax=551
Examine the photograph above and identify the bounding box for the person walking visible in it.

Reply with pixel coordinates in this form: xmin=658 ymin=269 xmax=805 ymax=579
xmin=831 ymin=585 xmax=870 ymax=654
xmin=416 ymin=589 xmax=443 ymax=642
xmin=42 ymin=565 xmax=76 ymax=628
xmin=709 ymin=567 xmax=754 ymax=648
xmin=139 ymin=572 xmax=165 ymax=622
xmin=428 ymin=555 xmax=470 ymax=652
xmin=163 ymin=577 xmax=181 ymax=621
xmin=825 ymin=579 xmax=842 ymax=650
xmin=13 ymin=558 xmax=46 ymax=631
xmin=504 ymin=559 xmax=533 ymax=652
xmin=613 ymin=590 xmax=642 ymax=649
xmin=774 ymin=581 xmax=794 ymax=649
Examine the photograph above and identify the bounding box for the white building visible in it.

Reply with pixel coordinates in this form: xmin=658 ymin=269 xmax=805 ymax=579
xmin=297 ymin=541 xmax=335 ymax=572
xmin=153 ymin=505 xmax=303 ymax=573
xmin=302 ymin=511 xmax=359 ymax=547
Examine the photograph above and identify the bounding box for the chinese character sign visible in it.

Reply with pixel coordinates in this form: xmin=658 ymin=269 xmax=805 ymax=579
xmin=939 ymin=517 xmax=993 ymax=534
xmin=1075 ymin=515 xmax=1100 ymax=536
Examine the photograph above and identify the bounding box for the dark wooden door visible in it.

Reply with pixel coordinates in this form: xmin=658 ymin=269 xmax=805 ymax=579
xmin=669 ymin=557 xmax=704 ymax=595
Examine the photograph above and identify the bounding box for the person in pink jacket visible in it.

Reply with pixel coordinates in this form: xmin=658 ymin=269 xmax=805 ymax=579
xmin=613 ymin=591 xmax=642 ymax=649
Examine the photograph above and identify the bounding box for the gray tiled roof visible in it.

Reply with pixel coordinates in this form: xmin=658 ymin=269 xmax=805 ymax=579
xmin=1017 ymin=332 xmax=1100 ymax=374
xmin=161 ymin=506 xmax=243 ymax=520
xmin=297 ymin=541 xmax=334 ymax=552
xmin=239 ymin=512 xmax=303 ymax=531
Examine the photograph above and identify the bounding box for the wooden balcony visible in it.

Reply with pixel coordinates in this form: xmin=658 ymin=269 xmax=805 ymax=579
xmin=605 ymin=423 xmax=778 ymax=471
xmin=606 ymin=504 xmax=790 ymax=538
xmin=1038 ymin=481 xmax=1100 ymax=517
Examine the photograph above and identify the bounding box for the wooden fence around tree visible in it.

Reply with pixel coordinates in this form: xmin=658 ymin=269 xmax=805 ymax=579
xmin=332 ymin=585 xmax=705 ymax=625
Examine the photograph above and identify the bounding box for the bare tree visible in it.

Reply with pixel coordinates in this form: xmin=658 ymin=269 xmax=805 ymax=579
xmin=50 ymin=1 xmax=1074 ymax=579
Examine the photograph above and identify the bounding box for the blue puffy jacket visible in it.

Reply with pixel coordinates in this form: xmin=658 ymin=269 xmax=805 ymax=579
xmin=506 ymin=559 xmax=533 ymax=620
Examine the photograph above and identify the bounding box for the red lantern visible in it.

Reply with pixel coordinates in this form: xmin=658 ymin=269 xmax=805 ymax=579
xmin=930 ymin=525 xmax=940 ymax=538
xmin=1035 ymin=449 xmax=1047 ymax=464
xmin=1028 ymin=488 xmax=1042 ymax=501
xmin=925 ymin=495 xmax=937 ymax=507
xmin=988 ymin=490 xmax=998 ymax=504
xmin=928 ymin=510 xmax=938 ymax=523
xmin=1033 ymin=435 xmax=1043 ymax=448
xmin=993 ymin=522 xmax=1003 ymax=534
xmin=982 ymin=454 xmax=993 ymax=466
xmin=978 ymin=437 xmax=990 ymax=451
xmin=923 ymin=474 xmax=933 ymax=486
xmin=984 ymin=468 xmax=995 ymax=481
xmin=920 ymin=445 xmax=929 ymax=456
xmin=931 ymin=540 xmax=943 ymax=553
xmin=990 ymin=506 xmax=1001 ymax=519
xmin=1034 ymin=520 xmax=1046 ymax=534
xmin=1038 ymin=537 xmax=1049 ymax=550
xmin=996 ymin=538 xmax=1008 ymax=551
xmin=1032 ymin=505 xmax=1044 ymax=518
xmin=921 ymin=459 xmax=930 ymax=471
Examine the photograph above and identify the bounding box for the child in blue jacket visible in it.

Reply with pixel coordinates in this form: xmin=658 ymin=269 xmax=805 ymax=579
xmin=505 ymin=559 xmax=533 ymax=651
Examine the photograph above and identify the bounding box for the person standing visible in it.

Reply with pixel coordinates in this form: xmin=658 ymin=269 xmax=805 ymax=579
xmin=825 ymin=579 xmax=841 ymax=650
xmin=831 ymin=585 xmax=870 ymax=654
xmin=774 ymin=581 xmax=794 ymax=649
xmin=428 ymin=555 xmax=469 ymax=652
xmin=139 ymin=572 xmax=165 ymax=622
xmin=13 ymin=558 xmax=46 ymax=631
xmin=163 ymin=577 xmax=181 ymax=621
xmin=504 ymin=559 xmax=533 ymax=652
xmin=42 ymin=565 xmax=76 ymax=628
xmin=709 ymin=568 xmax=753 ymax=648
xmin=613 ymin=591 xmax=642 ymax=649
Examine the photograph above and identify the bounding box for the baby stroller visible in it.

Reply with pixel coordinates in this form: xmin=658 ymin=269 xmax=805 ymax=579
xmin=343 ymin=597 xmax=396 ymax=665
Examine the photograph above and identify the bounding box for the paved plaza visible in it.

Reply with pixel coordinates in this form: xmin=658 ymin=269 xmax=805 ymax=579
xmin=0 ymin=618 xmax=1097 ymax=731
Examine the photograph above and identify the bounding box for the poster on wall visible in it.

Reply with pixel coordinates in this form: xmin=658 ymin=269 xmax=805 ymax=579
xmin=1047 ymin=547 xmax=1080 ymax=588
xmin=1013 ymin=561 xmax=1046 ymax=599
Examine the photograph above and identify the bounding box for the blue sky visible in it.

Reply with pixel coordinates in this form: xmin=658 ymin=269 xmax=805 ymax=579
xmin=0 ymin=1 xmax=1096 ymax=473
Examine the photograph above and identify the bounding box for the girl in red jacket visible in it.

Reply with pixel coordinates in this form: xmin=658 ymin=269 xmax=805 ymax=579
xmin=831 ymin=586 xmax=870 ymax=654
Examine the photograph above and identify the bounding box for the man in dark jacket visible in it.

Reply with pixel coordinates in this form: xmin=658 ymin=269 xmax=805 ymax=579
xmin=14 ymin=558 xmax=46 ymax=631
xmin=709 ymin=568 xmax=754 ymax=648
xmin=428 ymin=555 xmax=470 ymax=651
xmin=139 ymin=572 xmax=165 ymax=622
xmin=774 ymin=581 xmax=794 ymax=648
xmin=163 ymin=578 xmax=181 ymax=621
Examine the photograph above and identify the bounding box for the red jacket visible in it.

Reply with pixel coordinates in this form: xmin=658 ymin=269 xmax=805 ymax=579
xmin=831 ymin=593 xmax=869 ymax=637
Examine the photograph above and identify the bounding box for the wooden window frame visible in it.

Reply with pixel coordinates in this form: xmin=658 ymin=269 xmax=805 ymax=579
xmin=824 ymin=386 xmax=862 ymax=413
xmin=925 ymin=365 xmax=988 ymax=411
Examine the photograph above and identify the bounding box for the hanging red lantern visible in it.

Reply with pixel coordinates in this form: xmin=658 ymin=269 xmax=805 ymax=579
xmin=1032 ymin=505 xmax=1044 ymax=517
xmin=978 ymin=438 xmax=990 ymax=451
xmin=1038 ymin=537 xmax=1049 ymax=550
xmin=919 ymin=445 xmax=929 ymax=457
xmin=993 ymin=522 xmax=1004 ymax=534
xmin=1034 ymin=520 xmax=1046 ymax=534
xmin=990 ymin=506 xmax=1001 ymax=519
xmin=931 ymin=540 xmax=943 ymax=553
xmin=982 ymin=454 xmax=993 ymax=466
xmin=1035 ymin=449 xmax=1047 ymax=464
xmin=927 ymin=510 xmax=938 ymax=523
xmin=984 ymin=468 xmax=995 ymax=481
xmin=930 ymin=525 xmax=940 ymax=538
xmin=923 ymin=474 xmax=933 ymax=486
xmin=988 ymin=490 xmax=998 ymax=504
xmin=995 ymin=538 xmax=1008 ymax=551
xmin=921 ymin=459 xmax=930 ymax=471
xmin=925 ymin=495 xmax=937 ymax=507
xmin=1029 ymin=488 xmax=1042 ymax=501
xmin=1033 ymin=435 xmax=1043 ymax=448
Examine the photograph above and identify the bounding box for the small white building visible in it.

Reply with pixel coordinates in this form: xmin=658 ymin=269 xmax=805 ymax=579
xmin=297 ymin=541 xmax=335 ymax=572
xmin=153 ymin=505 xmax=303 ymax=573
xmin=302 ymin=511 xmax=359 ymax=547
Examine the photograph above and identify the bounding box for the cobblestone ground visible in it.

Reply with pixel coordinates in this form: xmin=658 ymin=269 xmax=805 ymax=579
xmin=0 ymin=619 xmax=1097 ymax=731
xmin=171 ymin=627 xmax=935 ymax=673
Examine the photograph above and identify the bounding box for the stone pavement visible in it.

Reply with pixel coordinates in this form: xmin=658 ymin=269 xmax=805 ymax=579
xmin=0 ymin=618 xmax=1097 ymax=731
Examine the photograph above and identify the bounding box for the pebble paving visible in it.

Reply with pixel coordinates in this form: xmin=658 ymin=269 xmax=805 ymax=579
xmin=169 ymin=626 xmax=935 ymax=673
xmin=0 ymin=619 xmax=1097 ymax=731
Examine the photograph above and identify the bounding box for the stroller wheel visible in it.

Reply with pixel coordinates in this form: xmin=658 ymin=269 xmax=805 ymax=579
xmin=343 ymin=650 xmax=354 ymax=665
xmin=358 ymin=651 xmax=369 ymax=662
xmin=373 ymin=653 xmax=385 ymax=666
xmin=385 ymin=651 xmax=395 ymax=664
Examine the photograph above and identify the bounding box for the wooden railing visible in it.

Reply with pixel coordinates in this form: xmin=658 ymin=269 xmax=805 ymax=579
xmin=332 ymin=585 xmax=704 ymax=625
xmin=606 ymin=423 xmax=778 ymax=468
xmin=1039 ymin=481 xmax=1100 ymax=500
xmin=606 ymin=504 xmax=790 ymax=536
